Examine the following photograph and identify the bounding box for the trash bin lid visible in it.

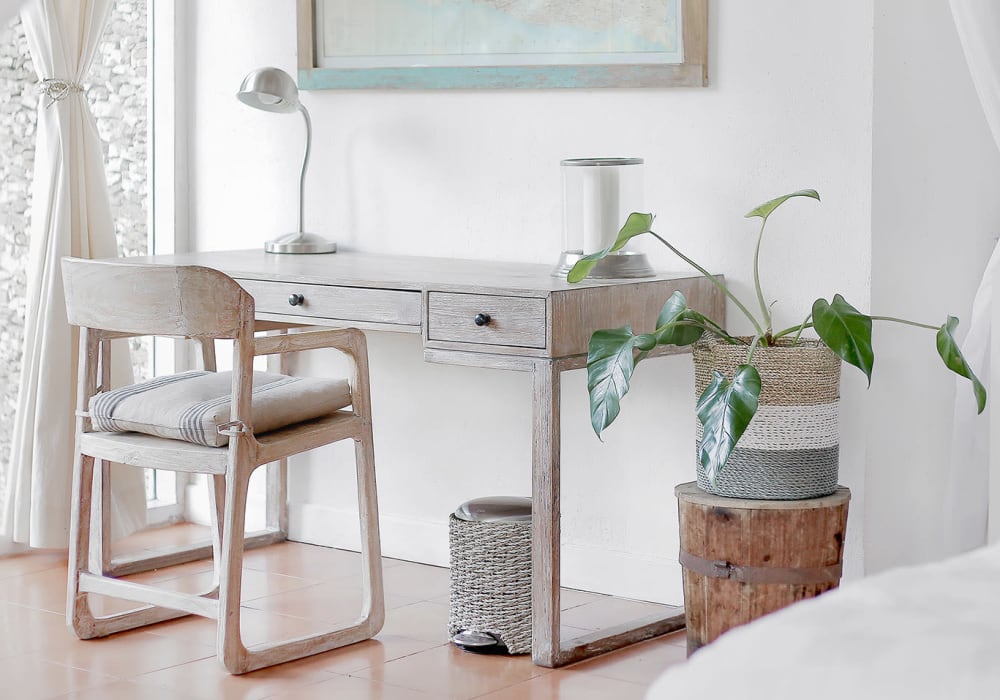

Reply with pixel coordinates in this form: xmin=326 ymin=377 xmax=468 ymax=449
xmin=453 ymin=496 xmax=531 ymax=522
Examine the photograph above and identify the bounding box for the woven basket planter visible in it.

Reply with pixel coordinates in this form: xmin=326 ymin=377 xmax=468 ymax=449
xmin=692 ymin=335 xmax=841 ymax=500
xmin=448 ymin=514 xmax=532 ymax=654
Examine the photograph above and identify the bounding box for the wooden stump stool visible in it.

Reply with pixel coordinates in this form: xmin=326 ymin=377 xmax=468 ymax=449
xmin=675 ymin=481 xmax=850 ymax=655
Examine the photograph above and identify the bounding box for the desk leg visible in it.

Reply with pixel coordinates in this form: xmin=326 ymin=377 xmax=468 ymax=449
xmin=531 ymin=360 xmax=561 ymax=667
xmin=530 ymin=358 xmax=686 ymax=668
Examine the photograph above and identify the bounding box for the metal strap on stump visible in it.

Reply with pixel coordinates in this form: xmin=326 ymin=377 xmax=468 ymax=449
xmin=678 ymin=549 xmax=843 ymax=585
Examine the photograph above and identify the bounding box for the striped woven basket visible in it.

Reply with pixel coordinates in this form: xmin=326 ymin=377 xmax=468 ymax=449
xmin=692 ymin=335 xmax=841 ymax=500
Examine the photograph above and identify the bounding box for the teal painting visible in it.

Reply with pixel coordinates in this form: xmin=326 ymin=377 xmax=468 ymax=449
xmin=297 ymin=0 xmax=708 ymax=89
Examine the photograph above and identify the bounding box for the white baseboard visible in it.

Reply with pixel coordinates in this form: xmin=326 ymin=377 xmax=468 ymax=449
xmin=289 ymin=501 xmax=451 ymax=567
xmin=560 ymin=544 xmax=683 ymax=605
xmin=289 ymin=502 xmax=683 ymax=605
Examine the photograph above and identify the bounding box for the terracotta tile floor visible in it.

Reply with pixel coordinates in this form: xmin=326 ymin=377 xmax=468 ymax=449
xmin=0 ymin=524 xmax=688 ymax=698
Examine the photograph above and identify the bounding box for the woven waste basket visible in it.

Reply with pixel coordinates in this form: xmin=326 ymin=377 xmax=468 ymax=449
xmin=448 ymin=496 xmax=532 ymax=654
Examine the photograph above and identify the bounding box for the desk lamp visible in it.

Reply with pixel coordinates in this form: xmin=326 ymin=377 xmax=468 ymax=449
xmin=237 ymin=66 xmax=336 ymax=254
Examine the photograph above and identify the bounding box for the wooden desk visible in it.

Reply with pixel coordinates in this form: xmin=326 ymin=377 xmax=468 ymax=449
xmin=126 ymin=249 xmax=725 ymax=667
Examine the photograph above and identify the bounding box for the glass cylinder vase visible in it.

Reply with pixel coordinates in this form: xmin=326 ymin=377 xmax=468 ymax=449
xmin=553 ymin=157 xmax=654 ymax=279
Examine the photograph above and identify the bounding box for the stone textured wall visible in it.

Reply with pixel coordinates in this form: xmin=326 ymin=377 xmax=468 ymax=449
xmin=92 ymin=0 xmax=149 ymax=260
xmin=0 ymin=0 xmax=148 ymax=497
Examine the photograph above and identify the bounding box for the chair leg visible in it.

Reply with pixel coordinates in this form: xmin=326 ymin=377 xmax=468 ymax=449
xmin=93 ymin=460 xmax=112 ymax=575
xmin=68 ymin=451 xmax=194 ymax=638
xmin=217 ymin=463 xmax=252 ymax=673
xmin=215 ymin=434 xmax=385 ymax=675
xmin=209 ymin=474 xmax=227 ymax=590
xmin=354 ymin=425 xmax=385 ymax=635
xmin=68 ymin=452 xmax=98 ymax=637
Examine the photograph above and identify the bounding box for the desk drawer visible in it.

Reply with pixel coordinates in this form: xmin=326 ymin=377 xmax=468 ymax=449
xmin=427 ymin=292 xmax=547 ymax=348
xmin=237 ymin=278 xmax=421 ymax=326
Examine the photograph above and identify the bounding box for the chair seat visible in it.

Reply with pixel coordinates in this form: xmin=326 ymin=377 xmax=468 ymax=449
xmin=90 ymin=370 xmax=352 ymax=447
xmin=81 ymin=431 xmax=230 ymax=473
xmin=81 ymin=409 xmax=363 ymax=474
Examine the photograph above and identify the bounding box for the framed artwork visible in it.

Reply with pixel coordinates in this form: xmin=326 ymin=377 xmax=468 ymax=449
xmin=295 ymin=0 xmax=708 ymax=89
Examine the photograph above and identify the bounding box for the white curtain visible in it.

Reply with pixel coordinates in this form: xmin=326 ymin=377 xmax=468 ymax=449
xmin=0 ymin=0 xmax=145 ymax=550
xmin=944 ymin=0 xmax=1000 ymax=552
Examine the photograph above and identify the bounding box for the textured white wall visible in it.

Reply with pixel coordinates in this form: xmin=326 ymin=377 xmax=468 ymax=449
xmin=182 ymin=0 xmax=875 ymax=601
xmin=868 ymin=1 xmax=1000 ymax=572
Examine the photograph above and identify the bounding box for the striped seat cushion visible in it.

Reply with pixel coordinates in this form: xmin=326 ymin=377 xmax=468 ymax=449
xmin=89 ymin=370 xmax=352 ymax=447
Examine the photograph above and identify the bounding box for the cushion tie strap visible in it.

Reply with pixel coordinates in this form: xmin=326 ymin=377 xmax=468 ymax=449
xmin=217 ymin=420 xmax=247 ymax=437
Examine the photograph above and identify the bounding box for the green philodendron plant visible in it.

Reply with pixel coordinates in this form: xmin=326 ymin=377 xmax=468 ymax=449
xmin=569 ymin=189 xmax=987 ymax=486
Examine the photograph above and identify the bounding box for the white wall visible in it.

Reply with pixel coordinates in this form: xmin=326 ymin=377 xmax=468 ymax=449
xmin=867 ymin=1 xmax=1000 ymax=572
xmin=182 ymin=0 xmax=875 ymax=601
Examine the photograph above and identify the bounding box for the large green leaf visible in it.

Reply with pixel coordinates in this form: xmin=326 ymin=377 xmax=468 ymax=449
xmin=567 ymin=212 xmax=655 ymax=283
xmin=744 ymin=189 xmax=820 ymax=222
xmin=654 ymin=291 xmax=705 ymax=346
xmin=586 ymin=326 xmax=639 ymax=436
xmin=813 ymin=294 xmax=874 ymax=384
xmin=937 ymin=316 xmax=987 ymax=414
xmin=696 ymin=365 xmax=761 ymax=485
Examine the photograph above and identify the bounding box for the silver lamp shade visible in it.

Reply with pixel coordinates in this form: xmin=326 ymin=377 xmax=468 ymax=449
xmin=237 ymin=67 xmax=336 ymax=254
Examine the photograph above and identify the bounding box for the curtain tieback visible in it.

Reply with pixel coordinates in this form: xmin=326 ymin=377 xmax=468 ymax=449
xmin=37 ymin=78 xmax=83 ymax=108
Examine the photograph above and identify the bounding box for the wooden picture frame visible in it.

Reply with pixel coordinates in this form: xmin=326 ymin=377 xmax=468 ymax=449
xmin=296 ymin=0 xmax=708 ymax=90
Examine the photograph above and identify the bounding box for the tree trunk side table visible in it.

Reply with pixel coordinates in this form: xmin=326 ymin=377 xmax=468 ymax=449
xmin=675 ymin=481 xmax=850 ymax=655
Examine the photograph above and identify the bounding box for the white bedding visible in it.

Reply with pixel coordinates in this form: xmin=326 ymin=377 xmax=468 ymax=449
xmin=647 ymin=544 xmax=1000 ymax=699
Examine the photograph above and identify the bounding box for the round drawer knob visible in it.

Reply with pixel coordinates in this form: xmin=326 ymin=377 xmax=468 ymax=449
xmin=288 ymin=293 xmax=305 ymax=307
xmin=474 ymin=313 xmax=491 ymax=327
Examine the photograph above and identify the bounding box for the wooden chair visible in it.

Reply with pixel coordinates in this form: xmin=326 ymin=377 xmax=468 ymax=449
xmin=61 ymin=258 xmax=384 ymax=674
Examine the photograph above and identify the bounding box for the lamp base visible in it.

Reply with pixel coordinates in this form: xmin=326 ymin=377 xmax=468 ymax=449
xmin=264 ymin=232 xmax=337 ymax=254
xmin=551 ymin=250 xmax=655 ymax=279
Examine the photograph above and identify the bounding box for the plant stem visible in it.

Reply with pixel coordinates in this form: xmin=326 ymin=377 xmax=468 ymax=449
xmin=771 ymin=315 xmax=939 ymax=344
xmin=745 ymin=335 xmax=764 ymax=364
xmin=656 ymin=319 xmax=741 ymax=345
xmin=869 ymin=315 xmax=940 ymax=331
xmin=649 ymin=231 xmax=765 ymax=338
xmin=752 ymin=218 xmax=772 ymax=335
xmin=696 ymin=324 xmax=741 ymax=344
xmin=691 ymin=312 xmax=739 ymax=342
xmin=772 ymin=316 xmax=814 ymax=343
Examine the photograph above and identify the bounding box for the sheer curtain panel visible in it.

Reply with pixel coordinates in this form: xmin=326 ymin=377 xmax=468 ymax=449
xmin=0 ymin=0 xmax=144 ymax=550
xmin=945 ymin=0 xmax=1000 ymax=552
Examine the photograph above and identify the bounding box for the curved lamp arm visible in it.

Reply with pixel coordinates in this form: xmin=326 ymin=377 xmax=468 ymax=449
xmin=297 ymin=103 xmax=311 ymax=235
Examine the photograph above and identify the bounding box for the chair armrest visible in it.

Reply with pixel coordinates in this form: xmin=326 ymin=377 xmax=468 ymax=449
xmin=252 ymin=327 xmax=366 ymax=361
xmin=253 ymin=320 xmax=310 ymax=333
xmin=248 ymin=327 xmax=374 ymax=429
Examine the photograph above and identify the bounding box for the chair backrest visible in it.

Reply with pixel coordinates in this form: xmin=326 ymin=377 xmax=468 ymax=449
xmin=62 ymin=258 xmax=253 ymax=339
